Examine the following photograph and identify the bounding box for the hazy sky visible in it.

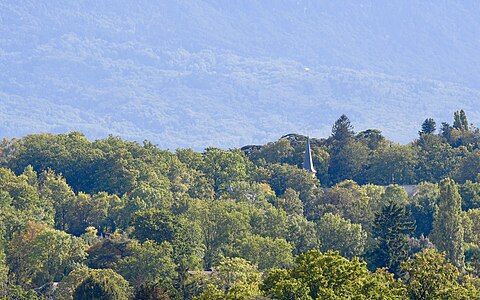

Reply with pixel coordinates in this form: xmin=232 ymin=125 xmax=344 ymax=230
xmin=1 ymin=1 xmax=479 ymax=149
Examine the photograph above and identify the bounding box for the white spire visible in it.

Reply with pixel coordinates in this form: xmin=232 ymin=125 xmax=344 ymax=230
xmin=303 ymin=137 xmax=316 ymax=174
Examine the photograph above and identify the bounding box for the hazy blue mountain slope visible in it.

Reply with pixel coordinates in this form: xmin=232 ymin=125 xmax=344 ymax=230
xmin=1 ymin=1 xmax=479 ymax=149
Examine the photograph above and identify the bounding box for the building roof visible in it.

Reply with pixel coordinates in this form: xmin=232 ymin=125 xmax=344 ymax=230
xmin=322 ymin=185 xmax=419 ymax=198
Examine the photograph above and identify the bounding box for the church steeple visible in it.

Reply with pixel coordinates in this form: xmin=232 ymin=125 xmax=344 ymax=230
xmin=303 ymin=137 xmax=316 ymax=174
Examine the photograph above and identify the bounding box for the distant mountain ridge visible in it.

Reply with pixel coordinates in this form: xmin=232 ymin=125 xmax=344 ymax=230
xmin=1 ymin=1 xmax=480 ymax=149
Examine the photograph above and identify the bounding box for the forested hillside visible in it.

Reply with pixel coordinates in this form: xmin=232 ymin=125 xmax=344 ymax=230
xmin=2 ymin=111 xmax=480 ymax=298
xmin=2 ymin=1 xmax=480 ymax=148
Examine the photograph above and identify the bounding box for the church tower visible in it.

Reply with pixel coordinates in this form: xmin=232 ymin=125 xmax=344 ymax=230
xmin=303 ymin=137 xmax=316 ymax=175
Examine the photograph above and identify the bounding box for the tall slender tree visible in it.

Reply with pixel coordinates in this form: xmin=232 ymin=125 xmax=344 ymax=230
xmin=453 ymin=110 xmax=469 ymax=131
xmin=430 ymin=178 xmax=465 ymax=270
xmin=460 ymin=109 xmax=469 ymax=131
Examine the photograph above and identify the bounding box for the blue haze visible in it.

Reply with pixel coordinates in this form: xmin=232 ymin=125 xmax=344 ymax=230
xmin=1 ymin=1 xmax=480 ymax=149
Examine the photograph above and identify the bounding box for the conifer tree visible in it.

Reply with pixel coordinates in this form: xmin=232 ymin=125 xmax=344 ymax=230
xmin=329 ymin=115 xmax=368 ymax=184
xmin=431 ymin=178 xmax=465 ymax=270
xmin=331 ymin=114 xmax=354 ymax=143
xmin=419 ymin=118 xmax=436 ymax=135
xmin=440 ymin=122 xmax=453 ymax=142
xmin=460 ymin=109 xmax=469 ymax=131
xmin=454 ymin=111 xmax=462 ymax=130
xmin=371 ymin=199 xmax=415 ymax=275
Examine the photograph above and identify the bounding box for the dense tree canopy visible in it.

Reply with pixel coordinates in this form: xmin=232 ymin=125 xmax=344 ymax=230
xmin=1 ymin=110 xmax=480 ymax=299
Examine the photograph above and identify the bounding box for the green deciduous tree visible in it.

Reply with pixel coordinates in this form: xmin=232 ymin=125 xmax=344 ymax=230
xmin=7 ymin=222 xmax=86 ymax=288
xmin=381 ymin=185 xmax=409 ymax=206
xmin=67 ymin=192 xmax=123 ymax=236
xmin=415 ymin=134 xmax=461 ymax=183
xmin=364 ymin=144 xmax=418 ymax=185
xmin=3 ymin=285 xmax=41 ymax=300
xmin=261 ymin=269 xmax=312 ymax=300
xmin=201 ymin=148 xmax=252 ymax=192
xmin=275 ymin=188 xmax=304 ymax=216
xmin=316 ymin=213 xmax=367 ymax=258
xmin=187 ymin=200 xmax=251 ymax=269
xmin=465 ymin=209 xmax=480 ymax=248
xmin=171 ymin=216 xmax=204 ymax=298
xmin=0 ymin=248 xmax=8 ymax=298
xmin=130 ymin=209 xmax=176 ymax=244
xmin=115 ymin=240 xmax=177 ymax=292
xmin=401 ymin=249 xmax=478 ymax=300
xmin=58 ymin=268 xmax=132 ymax=300
xmin=431 ymin=178 xmax=465 ymax=270
xmin=195 ymin=257 xmax=262 ymax=300
xmin=329 ymin=139 xmax=369 ymax=185
xmin=408 ymin=182 xmax=439 ymax=238
xmin=459 ymin=180 xmax=480 ymax=210
xmin=234 ymin=234 xmax=293 ymax=270
xmin=250 ymin=206 xmax=288 ymax=240
xmin=267 ymin=163 xmax=320 ymax=219
xmin=127 ymin=182 xmax=173 ymax=211
xmin=285 ymin=214 xmax=320 ymax=255
xmin=320 ymin=180 xmax=373 ymax=229
xmin=0 ymin=167 xmax=54 ymax=230
xmin=247 ymin=136 xmax=330 ymax=184
xmin=220 ymin=180 xmax=272 ymax=208
xmin=454 ymin=110 xmax=469 ymax=131
xmin=39 ymin=170 xmax=76 ymax=232
xmin=262 ymin=250 xmax=406 ymax=300
xmin=455 ymin=150 xmax=480 ymax=183
xmin=250 ymin=138 xmax=295 ymax=165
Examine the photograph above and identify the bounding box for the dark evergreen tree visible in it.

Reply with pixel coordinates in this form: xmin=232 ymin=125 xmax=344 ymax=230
xmin=72 ymin=269 xmax=131 ymax=300
xmin=356 ymin=129 xmax=385 ymax=150
xmin=370 ymin=199 xmax=415 ymax=275
xmin=134 ymin=282 xmax=171 ymax=300
xmin=331 ymin=114 xmax=354 ymax=143
xmin=440 ymin=122 xmax=453 ymax=142
xmin=460 ymin=109 xmax=469 ymax=131
xmin=419 ymin=118 xmax=436 ymax=135
xmin=328 ymin=115 xmax=369 ymax=184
